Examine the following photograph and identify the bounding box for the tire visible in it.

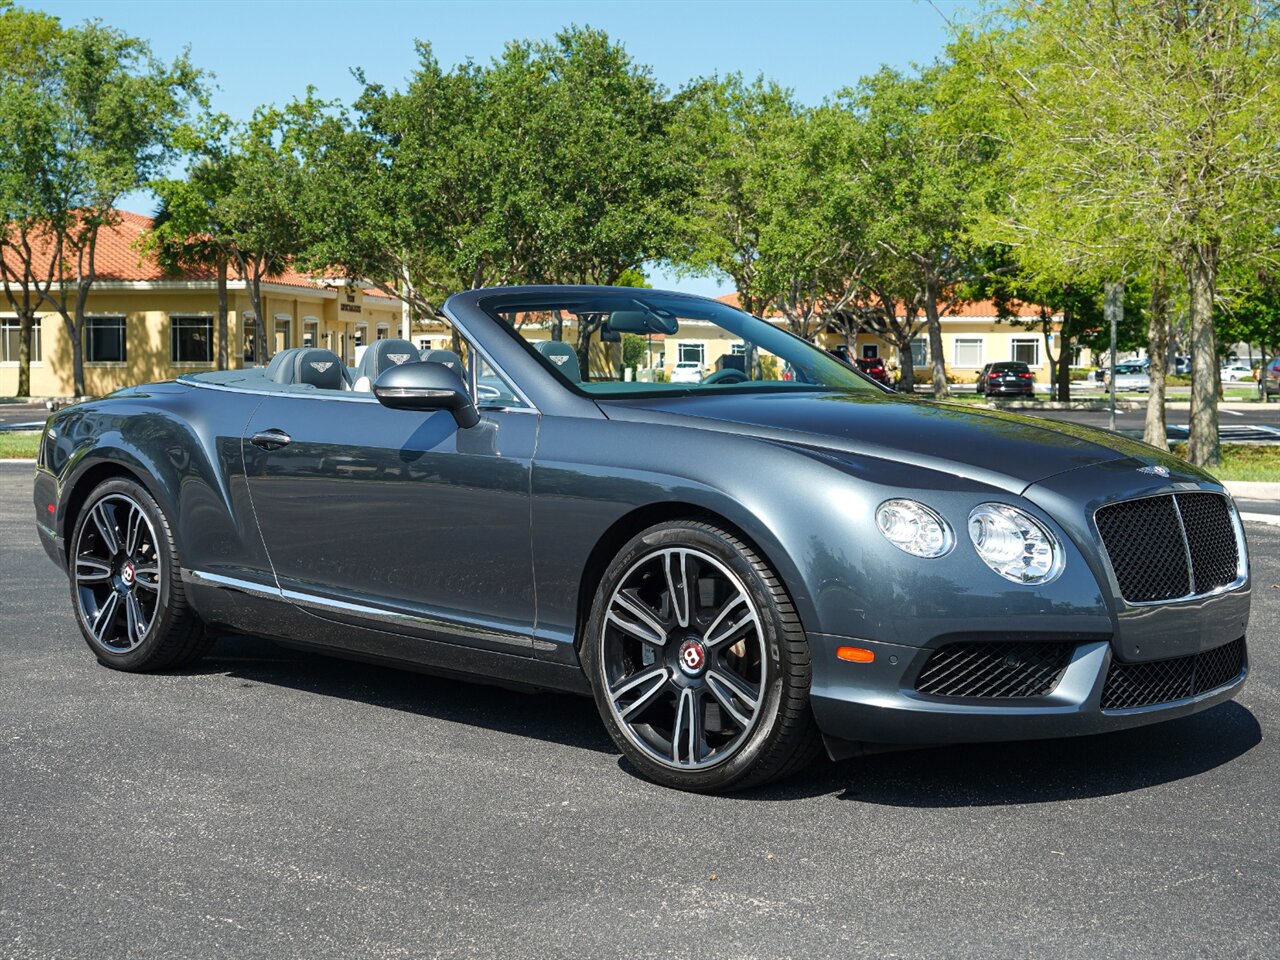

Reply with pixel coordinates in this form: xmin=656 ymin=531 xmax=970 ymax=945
xmin=67 ymin=477 xmax=212 ymax=671
xmin=582 ymin=519 xmax=822 ymax=793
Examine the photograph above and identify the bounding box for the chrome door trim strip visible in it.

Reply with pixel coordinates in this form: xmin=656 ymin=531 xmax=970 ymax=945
xmin=182 ymin=568 xmax=531 ymax=650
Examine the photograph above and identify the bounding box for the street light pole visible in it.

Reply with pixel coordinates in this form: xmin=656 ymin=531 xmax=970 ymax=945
xmin=1105 ymin=282 xmax=1123 ymax=433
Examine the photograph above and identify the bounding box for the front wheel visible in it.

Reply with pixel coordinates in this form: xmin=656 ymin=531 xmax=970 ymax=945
xmin=582 ymin=520 xmax=821 ymax=793
xmin=68 ymin=477 xmax=211 ymax=671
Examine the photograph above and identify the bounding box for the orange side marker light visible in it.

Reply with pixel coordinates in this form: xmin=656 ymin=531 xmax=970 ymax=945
xmin=836 ymin=646 xmax=875 ymax=663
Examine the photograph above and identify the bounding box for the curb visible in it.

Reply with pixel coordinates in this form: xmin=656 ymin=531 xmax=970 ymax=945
xmin=1225 ymin=480 xmax=1280 ymax=501
xmin=1240 ymin=512 xmax=1280 ymax=527
xmin=0 ymin=459 xmax=36 ymax=464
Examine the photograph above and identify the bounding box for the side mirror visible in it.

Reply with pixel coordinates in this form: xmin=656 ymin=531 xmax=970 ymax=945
xmin=373 ymin=361 xmax=481 ymax=429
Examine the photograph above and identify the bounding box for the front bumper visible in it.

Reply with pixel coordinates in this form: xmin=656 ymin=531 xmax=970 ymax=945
xmin=808 ymin=632 xmax=1248 ymax=759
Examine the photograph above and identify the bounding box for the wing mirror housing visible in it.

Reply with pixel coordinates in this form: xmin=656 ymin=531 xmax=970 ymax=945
xmin=373 ymin=361 xmax=481 ymax=429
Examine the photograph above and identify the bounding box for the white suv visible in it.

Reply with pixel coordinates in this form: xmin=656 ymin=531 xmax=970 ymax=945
xmin=670 ymin=361 xmax=703 ymax=383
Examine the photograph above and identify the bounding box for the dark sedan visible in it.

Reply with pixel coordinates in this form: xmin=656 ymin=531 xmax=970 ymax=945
xmin=977 ymin=361 xmax=1037 ymax=397
xmin=33 ymin=287 xmax=1251 ymax=793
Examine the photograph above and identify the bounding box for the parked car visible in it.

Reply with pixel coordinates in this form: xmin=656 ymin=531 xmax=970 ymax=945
xmin=976 ymin=361 xmax=1036 ymax=398
xmin=1100 ymin=362 xmax=1151 ymax=392
xmin=1220 ymin=363 xmax=1254 ymax=383
xmin=34 ymin=286 xmax=1252 ymax=794
xmin=1263 ymin=357 xmax=1280 ymax=397
xmin=670 ymin=360 xmax=704 ymax=383
xmin=854 ymin=357 xmax=893 ymax=388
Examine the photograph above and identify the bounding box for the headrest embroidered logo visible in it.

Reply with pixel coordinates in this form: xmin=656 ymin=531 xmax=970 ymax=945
xmin=1137 ymin=465 xmax=1170 ymax=477
xmin=388 ymin=354 xmax=411 ymax=364
xmin=310 ymin=361 xmax=333 ymax=373
xmin=551 ymin=355 xmax=569 ymax=366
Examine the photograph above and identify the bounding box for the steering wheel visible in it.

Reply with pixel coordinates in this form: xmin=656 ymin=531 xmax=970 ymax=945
xmin=700 ymin=368 xmax=749 ymax=385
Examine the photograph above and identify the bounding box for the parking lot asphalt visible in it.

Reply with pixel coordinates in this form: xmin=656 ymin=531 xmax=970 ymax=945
xmin=1 ymin=462 xmax=1277 ymax=960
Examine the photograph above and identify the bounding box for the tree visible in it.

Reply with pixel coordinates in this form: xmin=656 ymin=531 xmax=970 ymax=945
xmin=142 ymin=115 xmax=235 ymax=369
xmin=954 ymin=0 xmax=1280 ymax=465
xmin=841 ymin=65 xmax=996 ymax=398
xmin=295 ymin=26 xmax=692 ymax=370
xmin=32 ymin=20 xmax=201 ymax=395
xmin=678 ymin=75 xmax=805 ymax=318
xmin=0 ymin=2 xmax=62 ymax=397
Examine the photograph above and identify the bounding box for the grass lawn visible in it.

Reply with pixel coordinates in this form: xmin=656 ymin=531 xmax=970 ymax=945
xmin=1172 ymin=443 xmax=1280 ymax=483
xmin=0 ymin=431 xmax=40 ymax=459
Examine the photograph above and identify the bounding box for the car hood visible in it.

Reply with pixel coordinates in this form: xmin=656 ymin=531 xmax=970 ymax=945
xmin=597 ymin=390 xmax=1178 ymax=493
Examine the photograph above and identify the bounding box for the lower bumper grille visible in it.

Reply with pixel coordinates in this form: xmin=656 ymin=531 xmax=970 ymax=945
xmin=1101 ymin=638 xmax=1247 ymax=710
xmin=914 ymin=641 xmax=1076 ymax=699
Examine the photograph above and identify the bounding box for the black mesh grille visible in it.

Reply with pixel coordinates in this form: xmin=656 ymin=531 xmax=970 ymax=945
xmin=1095 ymin=492 xmax=1238 ymax=603
xmin=1101 ymin=638 xmax=1246 ymax=710
xmin=1176 ymin=493 xmax=1239 ymax=593
xmin=914 ymin=642 xmax=1075 ymax=699
xmin=1095 ymin=495 xmax=1190 ymax=601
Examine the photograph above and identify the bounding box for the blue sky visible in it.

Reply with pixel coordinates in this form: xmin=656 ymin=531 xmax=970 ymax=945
xmin=32 ymin=0 xmax=971 ymax=296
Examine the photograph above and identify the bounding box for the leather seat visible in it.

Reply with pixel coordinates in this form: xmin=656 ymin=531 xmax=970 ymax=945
xmin=265 ymin=348 xmax=350 ymax=390
xmin=533 ymin=340 xmax=581 ymax=383
xmin=422 ymin=348 xmax=464 ymax=376
xmin=352 ymin=338 xmax=421 ymax=391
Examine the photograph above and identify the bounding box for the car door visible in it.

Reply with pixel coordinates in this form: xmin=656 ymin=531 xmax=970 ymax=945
xmin=241 ymin=390 xmax=538 ymax=656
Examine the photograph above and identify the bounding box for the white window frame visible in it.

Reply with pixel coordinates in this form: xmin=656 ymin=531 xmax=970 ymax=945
xmin=677 ymin=341 xmax=706 ymax=366
xmin=1011 ymin=337 xmax=1041 ymax=368
xmin=85 ymin=315 xmax=128 ymax=366
xmin=907 ymin=337 xmax=928 ymax=367
xmin=302 ymin=317 xmax=320 ymax=349
xmin=953 ymin=337 xmax=984 ymax=369
xmin=273 ymin=314 xmax=293 ymax=353
xmin=861 ymin=344 xmax=879 ymax=360
xmin=0 ymin=315 xmax=44 ymax=366
xmin=376 ymin=323 xmax=390 ymax=341
xmin=169 ymin=314 xmax=214 ymax=366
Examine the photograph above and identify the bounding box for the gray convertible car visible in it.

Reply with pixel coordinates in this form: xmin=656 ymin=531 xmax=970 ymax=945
xmin=33 ymin=287 xmax=1252 ymax=793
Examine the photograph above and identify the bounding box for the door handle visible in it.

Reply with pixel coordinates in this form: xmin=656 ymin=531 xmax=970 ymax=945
xmin=249 ymin=429 xmax=292 ymax=451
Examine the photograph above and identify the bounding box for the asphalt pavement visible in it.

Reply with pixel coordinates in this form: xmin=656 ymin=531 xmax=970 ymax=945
xmin=1 ymin=462 xmax=1278 ymax=959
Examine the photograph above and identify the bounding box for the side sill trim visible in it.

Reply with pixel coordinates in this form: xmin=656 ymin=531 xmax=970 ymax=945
xmin=181 ymin=568 xmax=280 ymax=600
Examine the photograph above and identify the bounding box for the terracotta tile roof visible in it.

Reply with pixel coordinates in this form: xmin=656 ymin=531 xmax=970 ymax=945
xmin=714 ymin=291 xmax=1056 ymax=319
xmin=2 ymin=208 xmax=352 ymax=292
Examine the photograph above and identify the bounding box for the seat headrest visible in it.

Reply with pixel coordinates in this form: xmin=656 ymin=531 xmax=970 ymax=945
xmin=269 ymin=348 xmax=349 ymax=390
xmin=422 ymin=349 xmax=464 ymax=375
xmin=534 ymin=340 xmax=581 ymax=383
xmin=357 ymin=339 xmax=420 ymax=384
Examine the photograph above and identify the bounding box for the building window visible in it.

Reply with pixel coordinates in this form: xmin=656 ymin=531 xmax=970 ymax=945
xmin=303 ymin=319 xmax=319 ymax=348
xmin=1011 ymin=338 xmax=1041 ymax=367
xmin=243 ymin=314 xmax=259 ymax=364
xmin=954 ymin=338 xmax=984 ymax=368
xmin=170 ymin=315 xmax=212 ymax=364
xmin=730 ymin=343 xmax=747 ymax=356
xmin=862 ymin=344 xmax=879 ymax=359
xmin=354 ymin=324 xmax=367 ymax=348
xmin=1 ymin=317 xmax=42 ymax=363
xmin=376 ymin=324 xmax=389 ymax=341
xmin=85 ymin=316 xmax=127 ymax=363
xmin=274 ymin=317 xmax=292 ymax=354
xmin=908 ymin=337 xmax=928 ymax=367
xmin=678 ymin=342 xmax=705 ymax=365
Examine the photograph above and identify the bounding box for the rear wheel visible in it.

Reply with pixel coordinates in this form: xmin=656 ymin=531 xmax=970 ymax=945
xmin=68 ymin=478 xmax=211 ymax=671
xmin=583 ymin=520 xmax=821 ymax=793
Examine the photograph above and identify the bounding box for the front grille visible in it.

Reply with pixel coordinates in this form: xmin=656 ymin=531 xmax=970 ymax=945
xmin=914 ymin=642 xmax=1076 ymax=699
xmin=1095 ymin=492 xmax=1239 ymax=603
xmin=1101 ymin=638 xmax=1246 ymax=710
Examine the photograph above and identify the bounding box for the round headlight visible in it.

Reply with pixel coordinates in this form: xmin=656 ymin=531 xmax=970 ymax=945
xmin=967 ymin=503 xmax=1064 ymax=584
xmin=875 ymin=499 xmax=953 ymax=558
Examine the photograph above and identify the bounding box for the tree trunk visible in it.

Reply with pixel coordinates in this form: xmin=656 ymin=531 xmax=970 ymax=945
xmin=65 ymin=315 xmax=85 ymax=398
xmin=1143 ymin=263 xmax=1170 ymax=449
xmin=216 ymin=256 xmax=229 ymax=371
xmin=1105 ymin=282 xmax=1123 ymax=433
xmin=1056 ymin=334 xmax=1072 ymax=403
xmin=922 ymin=277 xmax=947 ymax=398
xmin=896 ymin=337 xmax=916 ymax=393
xmin=250 ymin=276 xmax=269 ymax=364
xmin=1186 ymin=247 xmax=1220 ymax=467
xmin=16 ymin=312 xmax=33 ymax=398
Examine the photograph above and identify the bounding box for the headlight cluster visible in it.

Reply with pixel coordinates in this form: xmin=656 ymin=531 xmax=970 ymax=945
xmin=874 ymin=498 xmax=1064 ymax=585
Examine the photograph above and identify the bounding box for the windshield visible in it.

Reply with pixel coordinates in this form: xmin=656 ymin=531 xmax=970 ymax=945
xmin=478 ymin=290 xmax=876 ymax=397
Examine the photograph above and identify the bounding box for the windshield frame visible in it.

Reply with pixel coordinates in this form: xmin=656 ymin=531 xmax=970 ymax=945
xmin=474 ymin=289 xmax=883 ymax=400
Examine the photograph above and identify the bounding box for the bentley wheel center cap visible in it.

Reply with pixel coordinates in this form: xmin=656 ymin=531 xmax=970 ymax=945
xmin=678 ymin=638 xmax=707 ymax=677
xmin=121 ymin=562 xmax=135 ymax=586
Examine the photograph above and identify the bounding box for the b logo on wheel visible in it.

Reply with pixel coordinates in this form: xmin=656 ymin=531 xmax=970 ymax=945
xmin=678 ymin=639 xmax=706 ymax=675
xmin=121 ymin=562 xmax=135 ymax=586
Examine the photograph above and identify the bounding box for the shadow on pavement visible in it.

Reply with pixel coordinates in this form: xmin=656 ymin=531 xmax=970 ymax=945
xmin=198 ymin=632 xmax=615 ymax=755
xmin=198 ymin=633 xmax=1260 ymax=804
